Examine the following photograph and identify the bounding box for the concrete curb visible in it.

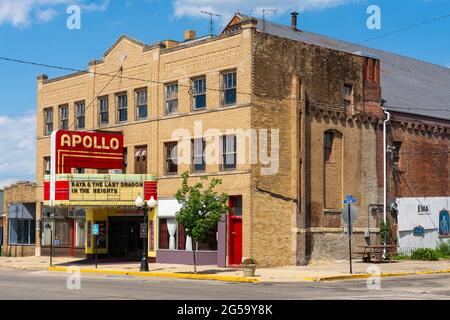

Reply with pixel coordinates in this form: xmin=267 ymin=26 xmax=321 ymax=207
xmin=48 ymin=266 xmax=260 ymax=283
xmin=299 ymin=269 xmax=450 ymax=282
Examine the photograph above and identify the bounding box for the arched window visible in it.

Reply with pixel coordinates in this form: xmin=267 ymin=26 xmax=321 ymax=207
xmin=324 ymin=130 xmax=343 ymax=210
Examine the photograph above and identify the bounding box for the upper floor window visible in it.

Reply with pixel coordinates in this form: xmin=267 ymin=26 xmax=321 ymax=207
xmin=192 ymin=77 xmax=206 ymax=110
xmin=123 ymin=147 xmax=128 ymax=174
xmin=392 ymin=141 xmax=402 ymax=164
xmin=192 ymin=138 xmax=206 ymax=172
xmin=44 ymin=108 xmax=53 ymax=136
xmin=164 ymin=142 xmax=178 ymax=175
xmin=98 ymin=96 xmax=109 ymax=126
xmin=221 ymin=71 xmax=236 ymax=106
xmin=324 ymin=131 xmax=334 ymax=162
xmin=222 ymin=135 xmax=237 ymax=171
xmin=134 ymin=145 xmax=148 ymax=174
xmin=59 ymin=105 xmax=68 ymax=130
xmin=165 ymin=83 xmax=178 ymax=115
xmin=44 ymin=157 xmax=51 ymax=175
xmin=343 ymin=84 xmax=353 ymax=114
xmin=75 ymin=101 xmax=85 ymax=130
xmin=136 ymin=89 xmax=148 ymax=120
xmin=117 ymin=93 xmax=128 ymax=123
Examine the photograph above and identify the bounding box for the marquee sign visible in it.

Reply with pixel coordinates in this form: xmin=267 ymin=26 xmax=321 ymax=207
xmin=49 ymin=130 xmax=124 ymax=206
xmin=44 ymin=174 xmax=157 ymax=206
xmin=51 ymin=130 xmax=124 ymax=174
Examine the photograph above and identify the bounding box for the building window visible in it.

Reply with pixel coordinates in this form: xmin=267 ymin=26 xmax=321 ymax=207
xmin=229 ymin=196 xmax=243 ymax=217
xmin=324 ymin=131 xmax=334 ymax=162
xmin=117 ymin=93 xmax=128 ymax=123
xmin=8 ymin=204 xmax=36 ymax=245
xmin=165 ymin=83 xmax=178 ymax=115
xmin=75 ymin=101 xmax=85 ymax=130
xmin=44 ymin=157 xmax=51 ymax=175
xmin=98 ymin=96 xmax=109 ymax=126
xmin=9 ymin=219 xmax=36 ymax=245
xmin=75 ymin=220 xmax=85 ymax=248
xmin=123 ymin=147 xmax=128 ymax=173
xmin=158 ymin=218 xmax=217 ymax=251
xmin=192 ymin=138 xmax=206 ymax=172
xmin=73 ymin=168 xmax=85 ymax=174
xmin=221 ymin=71 xmax=236 ymax=106
xmin=134 ymin=145 xmax=147 ymax=174
xmin=44 ymin=108 xmax=53 ymax=136
xmin=343 ymin=84 xmax=353 ymax=114
xmin=136 ymin=89 xmax=148 ymax=120
xmin=59 ymin=105 xmax=69 ymax=130
xmin=164 ymin=142 xmax=178 ymax=175
xmin=192 ymin=77 xmax=206 ymax=110
xmin=222 ymin=135 xmax=237 ymax=171
xmin=392 ymin=141 xmax=402 ymax=164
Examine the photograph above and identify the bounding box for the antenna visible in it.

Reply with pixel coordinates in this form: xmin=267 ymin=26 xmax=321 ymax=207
xmin=200 ymin=10 xmax=222 ymax=37
xmin=251 ymin=8 xmax=278 ymax=33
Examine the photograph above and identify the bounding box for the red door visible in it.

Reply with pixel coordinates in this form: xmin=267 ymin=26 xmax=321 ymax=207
xmin=228 ymin=196 xmax=243 ymax=266
xmin=228 ymin=217 xmax=242 ymax=266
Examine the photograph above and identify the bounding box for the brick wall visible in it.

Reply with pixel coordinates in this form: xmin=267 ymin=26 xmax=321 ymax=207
xmin=2 ymin=182 xmax=38 ymax=257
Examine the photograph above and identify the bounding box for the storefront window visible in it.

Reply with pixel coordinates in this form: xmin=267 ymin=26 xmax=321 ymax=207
xmin=158 ymin=218 xmax=217 ymax=251
xmin=75 ymin=220 xmax=85 ymax=248
xmin=9 ymin=219 xmax=35 ymax=245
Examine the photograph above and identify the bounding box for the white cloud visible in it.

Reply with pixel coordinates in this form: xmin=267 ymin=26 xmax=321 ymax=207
xmin=173 ymin=0 xmax=359 ymax=22
xmin=0 ymin=113 xmax=36 ymax=189
xmin=0 ymin=0 xmax=109 ymax=27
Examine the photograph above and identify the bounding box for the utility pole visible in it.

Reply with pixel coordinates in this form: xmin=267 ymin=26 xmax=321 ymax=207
xmin=200 ymin=11 xmax=222 ymax=37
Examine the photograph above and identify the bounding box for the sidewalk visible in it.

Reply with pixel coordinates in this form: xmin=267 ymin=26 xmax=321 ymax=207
xmin=1 ymin=256 xmax=450 ymax=282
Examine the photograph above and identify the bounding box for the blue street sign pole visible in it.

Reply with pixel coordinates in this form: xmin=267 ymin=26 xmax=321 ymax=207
xmin=344 ymin=195 xmax=356 ymax=274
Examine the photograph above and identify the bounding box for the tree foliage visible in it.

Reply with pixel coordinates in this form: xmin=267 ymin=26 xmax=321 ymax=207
xmin=175 ymin=172 xmax=229 ymax=244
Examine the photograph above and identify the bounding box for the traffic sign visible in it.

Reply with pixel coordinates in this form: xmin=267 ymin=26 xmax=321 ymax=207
xmin=344 ymin=195 xmax=357 ymax=204
xmin=92 ymin=224 xmax=99 ymax=236
xmin=342 ymin=204 xmax=358 ymax=224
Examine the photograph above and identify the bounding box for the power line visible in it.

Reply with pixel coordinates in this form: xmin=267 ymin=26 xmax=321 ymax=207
xmin=67 ymin=67 xmax=122 ymax=130
xmin=337 ymin=12 xmax=450 ymax=51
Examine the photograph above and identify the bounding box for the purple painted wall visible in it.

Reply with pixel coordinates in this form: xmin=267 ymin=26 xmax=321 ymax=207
xmin=217 ymin=215 xmax=227 ymax=267
xmin=156 ymin=250 xmax=217 ymax=265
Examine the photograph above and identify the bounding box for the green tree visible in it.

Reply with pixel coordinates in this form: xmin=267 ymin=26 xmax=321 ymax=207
xmin=175 ymin=172 xmax=230 ymax=273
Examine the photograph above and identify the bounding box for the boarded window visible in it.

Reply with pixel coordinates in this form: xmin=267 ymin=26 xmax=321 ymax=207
xmin=324 ymin=130 xmax=343 ymax=210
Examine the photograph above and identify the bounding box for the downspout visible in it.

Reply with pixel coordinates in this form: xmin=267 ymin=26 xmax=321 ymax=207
xmin=383 ymin=108 xmax=391 ymax=250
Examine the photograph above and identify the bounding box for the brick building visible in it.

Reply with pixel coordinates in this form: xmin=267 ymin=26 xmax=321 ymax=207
xmin=2 ymin=182 xmax=38 ymax=257
xmin=25 ymin=13 xmax=449 ymax=266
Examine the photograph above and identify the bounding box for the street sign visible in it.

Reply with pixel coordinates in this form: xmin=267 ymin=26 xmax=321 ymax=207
xmin=92 ymin=224 xmax=99 ymax=236
xmin=140 ymin=223 xmax=148 ymax=239
xmin=344 ymin=195 xmax=357 ymax=204
xmin=342 ymin=204 xmax=358 ymax=224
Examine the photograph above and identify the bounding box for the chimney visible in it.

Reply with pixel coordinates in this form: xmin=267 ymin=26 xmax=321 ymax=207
xmin=184 ymin=30 xmax=196 ymax=41
xmin=291 ymin=12 xmax=299 ymax=30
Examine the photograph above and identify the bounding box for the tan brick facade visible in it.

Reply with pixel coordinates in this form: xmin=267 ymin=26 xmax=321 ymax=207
xmin=34 ymin=17 xmax=389 ymax=266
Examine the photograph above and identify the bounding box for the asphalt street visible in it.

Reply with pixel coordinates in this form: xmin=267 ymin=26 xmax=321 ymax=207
xmin=0 ymin=269 xmax=449 ymax=300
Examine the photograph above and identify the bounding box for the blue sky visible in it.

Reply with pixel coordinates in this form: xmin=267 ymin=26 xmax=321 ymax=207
xmin=0 ymin=0 xmax=449 ymax=187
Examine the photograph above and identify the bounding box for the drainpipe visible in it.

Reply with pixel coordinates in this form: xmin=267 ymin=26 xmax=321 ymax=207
xmin=383 ymin=108 xmax=391 ymax=250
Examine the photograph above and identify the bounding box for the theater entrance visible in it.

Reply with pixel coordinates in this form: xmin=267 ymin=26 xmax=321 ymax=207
xmin=108 ymin=216 xmax=144 ymax=259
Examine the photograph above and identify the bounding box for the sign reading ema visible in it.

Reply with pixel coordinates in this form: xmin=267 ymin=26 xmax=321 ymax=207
xmin=44 ymin=174 xmax=157 ymax=206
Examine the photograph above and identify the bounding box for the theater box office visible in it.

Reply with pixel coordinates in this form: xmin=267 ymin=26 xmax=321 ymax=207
xmin=43 ymin=174 xmax=158 ymax=259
